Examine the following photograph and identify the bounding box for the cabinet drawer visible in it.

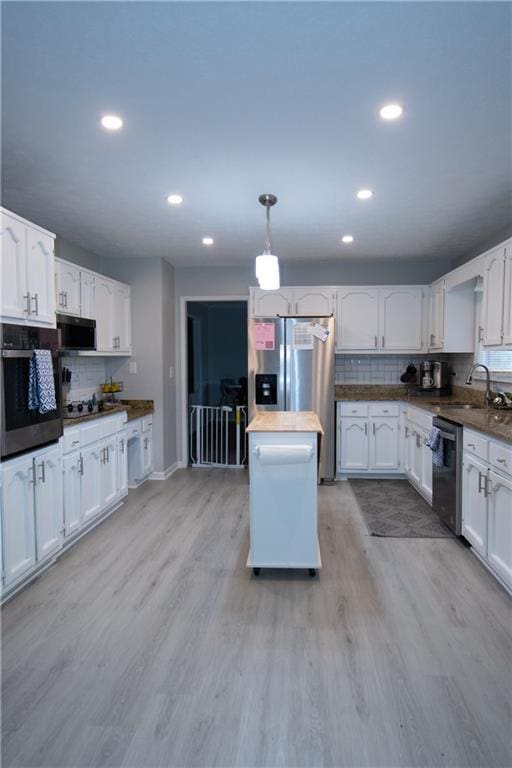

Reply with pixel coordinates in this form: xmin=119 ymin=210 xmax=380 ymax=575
xmin=127 ymin=419 xmax=142 ymax=439
xmin=489 ymin=440 xmax=512 ymax=476
xmin=80 ymin=421 xmax=102 ymax=447
xmin=142 ymin=415 xmax=153 ymax=433
xmin=100 ymin=415 xmax=120 ymax=439
xmin=369 ymin=403 xmax=400 ymax=417
xmin=63 ymin=427 xmax=81 ymax=454
xmin=338 ymin=403 xmax=369 ymax=417
xmin=406 ymin=405 xmax=433 ymax=431
xmin=463 ymin=430 xmax=488 ymax=461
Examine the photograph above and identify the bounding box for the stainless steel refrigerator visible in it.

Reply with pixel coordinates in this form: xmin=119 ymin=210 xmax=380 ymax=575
xmin=248 ymin=316 xmax=335 ymax=481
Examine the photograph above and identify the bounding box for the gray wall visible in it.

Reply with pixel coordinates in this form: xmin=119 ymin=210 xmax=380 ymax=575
xmin=450 ymin=225 xmax=512 ymax=270
xmin=55 ymin=236 xmax=103 ymax=273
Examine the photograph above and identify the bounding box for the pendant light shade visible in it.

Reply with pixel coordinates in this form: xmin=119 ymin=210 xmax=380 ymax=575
xmin=256 ymin=194 xmax=280 ymax=290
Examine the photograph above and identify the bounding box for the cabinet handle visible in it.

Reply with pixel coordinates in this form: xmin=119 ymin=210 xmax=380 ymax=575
xmin=106 ymin=446 xmax=110 ymax=463
xmin=430 ymin=333 xmax=435 ymax=346
xmin=416 ymin=434 xmax=421 ymax=448
xmin=484 ymin=476 xmax=491 ymax=498
xmin=405 ymin=426 xmax=409 ymax=438
xmin=79 ymin=455 xmax=84 ymax=475
xmin=287 ymin=302 xmax=292 ymax=315
xmin=478 ymin=326 xmax=484 ymax=342
xmin=497 ymin=458 xmax=507 ymax=465
xmin=374 ymin=335 xmax=378 ymax=348
xmin=120 ymin=439 xmax=124 ymax=453
xmin=478 ymin=471 xmax=485 ymax=495
xmin=31 ymin=293 xmax=39 ymax=316
xmin=29 ymin=459 xmax=36 ymax=485
xmin=364 ymin=423 xmax=367 ymax=436
xmin=24 ymin=293 xmax=31 ymax=315
xmin=383 ymin=409 xmax=389 ymax=413
xmin=381 ymin=336 xmax=385 ymax=348
xmin=372 ymin=422 xmax=376 ymax=435
xmin=38 ymin=461 xmax=45 ymax=483
xmin=71 ymin=439 xmax=79 ymax=446
xmin=467 ymin=443 xmax=475 ymax=449
xmin=101 ymin=447 xmax=106 ymax=463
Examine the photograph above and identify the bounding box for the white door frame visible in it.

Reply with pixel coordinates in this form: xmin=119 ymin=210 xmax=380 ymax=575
xmin=178 ymin=295 xmax=249 ymax=467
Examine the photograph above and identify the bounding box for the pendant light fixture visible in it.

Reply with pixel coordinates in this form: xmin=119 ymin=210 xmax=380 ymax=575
xmin=255 ymin=193 xmax=280 ymax=290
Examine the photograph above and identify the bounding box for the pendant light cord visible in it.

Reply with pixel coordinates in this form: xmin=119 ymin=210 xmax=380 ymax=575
xmin=265 ymin=203 xmax=272 ymax=254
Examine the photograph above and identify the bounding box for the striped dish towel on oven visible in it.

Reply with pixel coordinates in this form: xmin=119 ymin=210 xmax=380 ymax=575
xmin=28 ymin=349 xmax=57 ymax=414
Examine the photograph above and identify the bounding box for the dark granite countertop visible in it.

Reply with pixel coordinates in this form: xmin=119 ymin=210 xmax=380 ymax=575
xmin=63 ymin=399 xmax=154 ymax=427
xmin=334 ymin=385 xmax=512 ymax=444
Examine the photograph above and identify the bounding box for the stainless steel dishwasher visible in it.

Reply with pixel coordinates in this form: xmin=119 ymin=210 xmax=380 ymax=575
xmin=432 ymin=416 xmax=463 ymax=535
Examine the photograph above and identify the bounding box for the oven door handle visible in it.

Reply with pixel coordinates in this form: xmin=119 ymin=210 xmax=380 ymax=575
xmin=1 ymin=350 xmax=59 ymax=358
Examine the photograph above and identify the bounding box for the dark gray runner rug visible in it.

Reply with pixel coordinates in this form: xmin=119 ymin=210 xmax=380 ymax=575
xmin=349 ymin=479 xmax=454 ymax=538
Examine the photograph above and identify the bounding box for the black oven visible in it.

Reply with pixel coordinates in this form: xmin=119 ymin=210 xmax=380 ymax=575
xmin=1 ymin=324 xmax=63 ymax=459
xmin=56 ymin=314 xmax=96 ymax=351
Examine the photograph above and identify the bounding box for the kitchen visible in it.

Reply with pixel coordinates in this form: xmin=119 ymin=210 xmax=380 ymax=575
xmin=1 ymin=3 xmax=511 ymax=768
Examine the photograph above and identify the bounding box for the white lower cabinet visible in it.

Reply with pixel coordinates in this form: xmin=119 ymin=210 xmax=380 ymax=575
xmin=337 ymin=403 xmax=400 ymax=474
xmin=80 ymin=443 xmax=103 ymax=523
xmin=33 ymin=445 xmax=63 ymax=561
xmin=118 ymin=431 xmax=128 ymax=497
xmin=403 ymin=407 xmax=433 ymax=504
xmin=462 ymin=430 xmax=512 ymax=593
xmin=128 ymin=418 xmax=154 ymax=486
xmin=101 ymin=437 xmax=118 ymax=508
xmin=63 ymin=452 xmax=82 ymax=538
xmin=1 ymin=455 xmax=37 ymax=586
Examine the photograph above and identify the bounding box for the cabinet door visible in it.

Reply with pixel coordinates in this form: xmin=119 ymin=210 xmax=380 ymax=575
xmin=80 ymin=271 xmax=95 ymax=320
xmin=370 ymin=417 xmax=399 ymax=470
xmin=1 ymin=457 xmax=36 ymax=585
xmin=487 ymin=470 xmax=512 ymax=589
xmin=142 ymin=432 xmax=153 ymax=476
xmin=101 ymin=438 xmax=118 ymax=508
xmin=55 ymin=261 xmax=80 ymax=316
xmin=428 ymin=282 xmax=444 ymax=350
xmin=481 ymin=248 xmax=505 ymax=346
xmin=420 ymin=431 xmax=433 ymax=502
xmin=379 ymin=287 xmax=424 ymax=351
xmin=502 ymin=249 xmax=512 ymax=346
xmin=410 ymin=430 xmax=423 ymax=488
xmin=250 ymin=288 xmax=293 ymax=318
xmin=336 ymin=288 xmax=379 ymax=350
xmin=95 ymin=278 xmax=115 ymax=351
xmin=118 ymin=433 xmax=128 ymax=496
xmin=34 ymin=447 xmax=63 ymax=561
xmin=340 ymin=418 xmax=369 ymax=470
xmin=81 ymin=444 xmax=102 ymax=522
xmin=462 ymin=454 xmax=488 ymax=556
xmin=113 ymin=284 xmax=131 ymax=352
xmin=26 ymin=228 xmax=55 ymax=326
xmin=0 ymin=212 xmax=28 ymax=321
xmin=63 ymin=452 xmax=82 ymax=538
xmin=293 ymin=288 xmax=334 ymax=316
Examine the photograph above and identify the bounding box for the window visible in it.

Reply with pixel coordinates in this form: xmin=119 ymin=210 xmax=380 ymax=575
xmin=477 ymin=349 xmax=512 ymax=380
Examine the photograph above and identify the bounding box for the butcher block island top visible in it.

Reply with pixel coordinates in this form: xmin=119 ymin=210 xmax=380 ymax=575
xmin=246 ymin=411 xmax=324 ymax=434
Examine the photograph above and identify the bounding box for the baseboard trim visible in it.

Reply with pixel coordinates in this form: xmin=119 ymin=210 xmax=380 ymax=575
xmin=150 ymin=463 xmax=179 ymax=481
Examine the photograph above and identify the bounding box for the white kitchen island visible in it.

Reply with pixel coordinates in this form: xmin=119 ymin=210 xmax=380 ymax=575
xmin=246 ymin=411 xmax=323 ymax=577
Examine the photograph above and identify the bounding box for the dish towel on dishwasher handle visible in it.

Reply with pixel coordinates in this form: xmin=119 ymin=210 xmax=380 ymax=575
xmin=28 ymin=349 xmax=57 ymax=414
xmin=254 ymin=444 xmax=313 ymax=466
xmin=425 ymin=426 xmax=444 ymax=467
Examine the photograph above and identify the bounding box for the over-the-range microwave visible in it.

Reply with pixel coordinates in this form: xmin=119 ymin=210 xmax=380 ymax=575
xmin=57 ymin=313 xmax=96 ymax=351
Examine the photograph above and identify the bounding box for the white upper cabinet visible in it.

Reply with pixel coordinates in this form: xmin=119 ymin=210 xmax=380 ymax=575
xmin=55 ymin=259 xmax=81 ymax=316
xmin=95 ymin=277 xmax=115 ymax=352
xmin=502 ymin=247 xmax=512 ymax=346
xmin=336 ymin=286 xmax=424 ymax=353
xmin=250 ymin=287 xmax=335 ymax=318
xmin=337 ymin=288 xmax=379 ymax=350
xmin=1 ymin=208 xmax=56 ymax=327
xmin=481 ymin=246 xmax=506 ymax=346
xmin=379 ymin=287 xmax=424 ymax=351
xmin=1 ymin=212 xmax=27 ymax=321
xmin=428 ymin=280 xmax=445 ymax=351
xmin=292 ymin=288 xmax=335 ymax=316
xmin=113 ymin=284 xmax=131 ymax=353
xmin=250 ymin=288 xmax=293 ymax=317
xmin=80 ymin=270 xmax=95 ymax=320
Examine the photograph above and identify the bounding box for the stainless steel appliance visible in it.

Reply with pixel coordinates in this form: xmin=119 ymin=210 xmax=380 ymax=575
xmin=432 ymin=416 xmax=463 ymax=535
xmin=57 ymin=313 xmax=96 ymax=351
xmin=248 ymin=316 xmax=335 ymax=481
xmin=1 ymin=324 xmax=63 ymax=459
xmin=419 ymin=360 xmax=451 ymax=394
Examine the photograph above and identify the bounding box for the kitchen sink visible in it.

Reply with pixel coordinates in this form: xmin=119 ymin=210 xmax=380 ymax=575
xmin=438 ymin=404 xmax=484 ymax=410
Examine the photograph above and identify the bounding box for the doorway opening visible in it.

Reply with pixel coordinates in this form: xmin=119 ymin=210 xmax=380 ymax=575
xmin=186 ymin=300 xmax=248 ymax=467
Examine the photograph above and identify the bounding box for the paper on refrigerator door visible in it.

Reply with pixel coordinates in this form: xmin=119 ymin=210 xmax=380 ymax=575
xmin=254 ymin=322 xmax=275 ymax=351
xmin=292 ymin=322 xmax=314 ymax=350
xmin=310 ymin=322 xmax=330 ymax=343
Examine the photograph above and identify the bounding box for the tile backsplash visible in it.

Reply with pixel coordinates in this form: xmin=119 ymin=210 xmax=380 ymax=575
xmin=335 ymin=354 xmax=433 ymax=385
xmin=61 ymin=357 xmax=106 ymax=403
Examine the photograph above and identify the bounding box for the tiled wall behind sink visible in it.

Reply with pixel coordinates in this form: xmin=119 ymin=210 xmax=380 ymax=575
xmin=335 ymin=354 xmax=439 ymax=384
xmin=61 ymin=357 xmax=106 ymax=403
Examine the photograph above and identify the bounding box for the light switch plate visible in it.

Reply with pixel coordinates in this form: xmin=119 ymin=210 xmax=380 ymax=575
xmin=129 ymin=361 xmax=137 ymax=374
xmin=169 ymin=366 xmax=175 ymax=379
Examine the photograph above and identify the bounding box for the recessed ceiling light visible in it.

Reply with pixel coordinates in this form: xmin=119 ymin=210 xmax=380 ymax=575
xmin=167 ymin=194 xmax=183 ymax=205
xmin=380 ymin=103 xmax=403 ymax=120
xmin=202 ymin=237 xmax=214 ymax=246
xmin=357 ymin=189 xmax=373 ymax=200
xmin=341 ymin=235 xmax=354 ymax=244
xmin=100 ymin=114 xmax=123 ymax=131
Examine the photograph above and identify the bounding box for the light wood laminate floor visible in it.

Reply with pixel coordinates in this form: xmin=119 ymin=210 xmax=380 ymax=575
xmin=2 ymin=469 xmax=511 ymax=768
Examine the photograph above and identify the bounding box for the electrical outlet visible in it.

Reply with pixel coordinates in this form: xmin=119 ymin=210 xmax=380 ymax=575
xmin=169 ymin=366 xmax=175 ymax=379
xmin=128 ymin=361 xmax=137 ymax=374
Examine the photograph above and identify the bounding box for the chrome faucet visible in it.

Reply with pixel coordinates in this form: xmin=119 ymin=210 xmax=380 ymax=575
xmin=465 ymin=363 xmax=493 ymax=406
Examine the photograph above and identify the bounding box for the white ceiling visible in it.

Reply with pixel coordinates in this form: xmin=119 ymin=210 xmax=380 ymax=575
xmin=1 ymin=2 xmax=511 ymax=267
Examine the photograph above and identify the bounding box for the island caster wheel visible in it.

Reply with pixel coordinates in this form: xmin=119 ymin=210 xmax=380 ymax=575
xmin=308 ymin=569 xmax=316 ymax=578
xmin=253 ymin=568 xmax=261 ymax=576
